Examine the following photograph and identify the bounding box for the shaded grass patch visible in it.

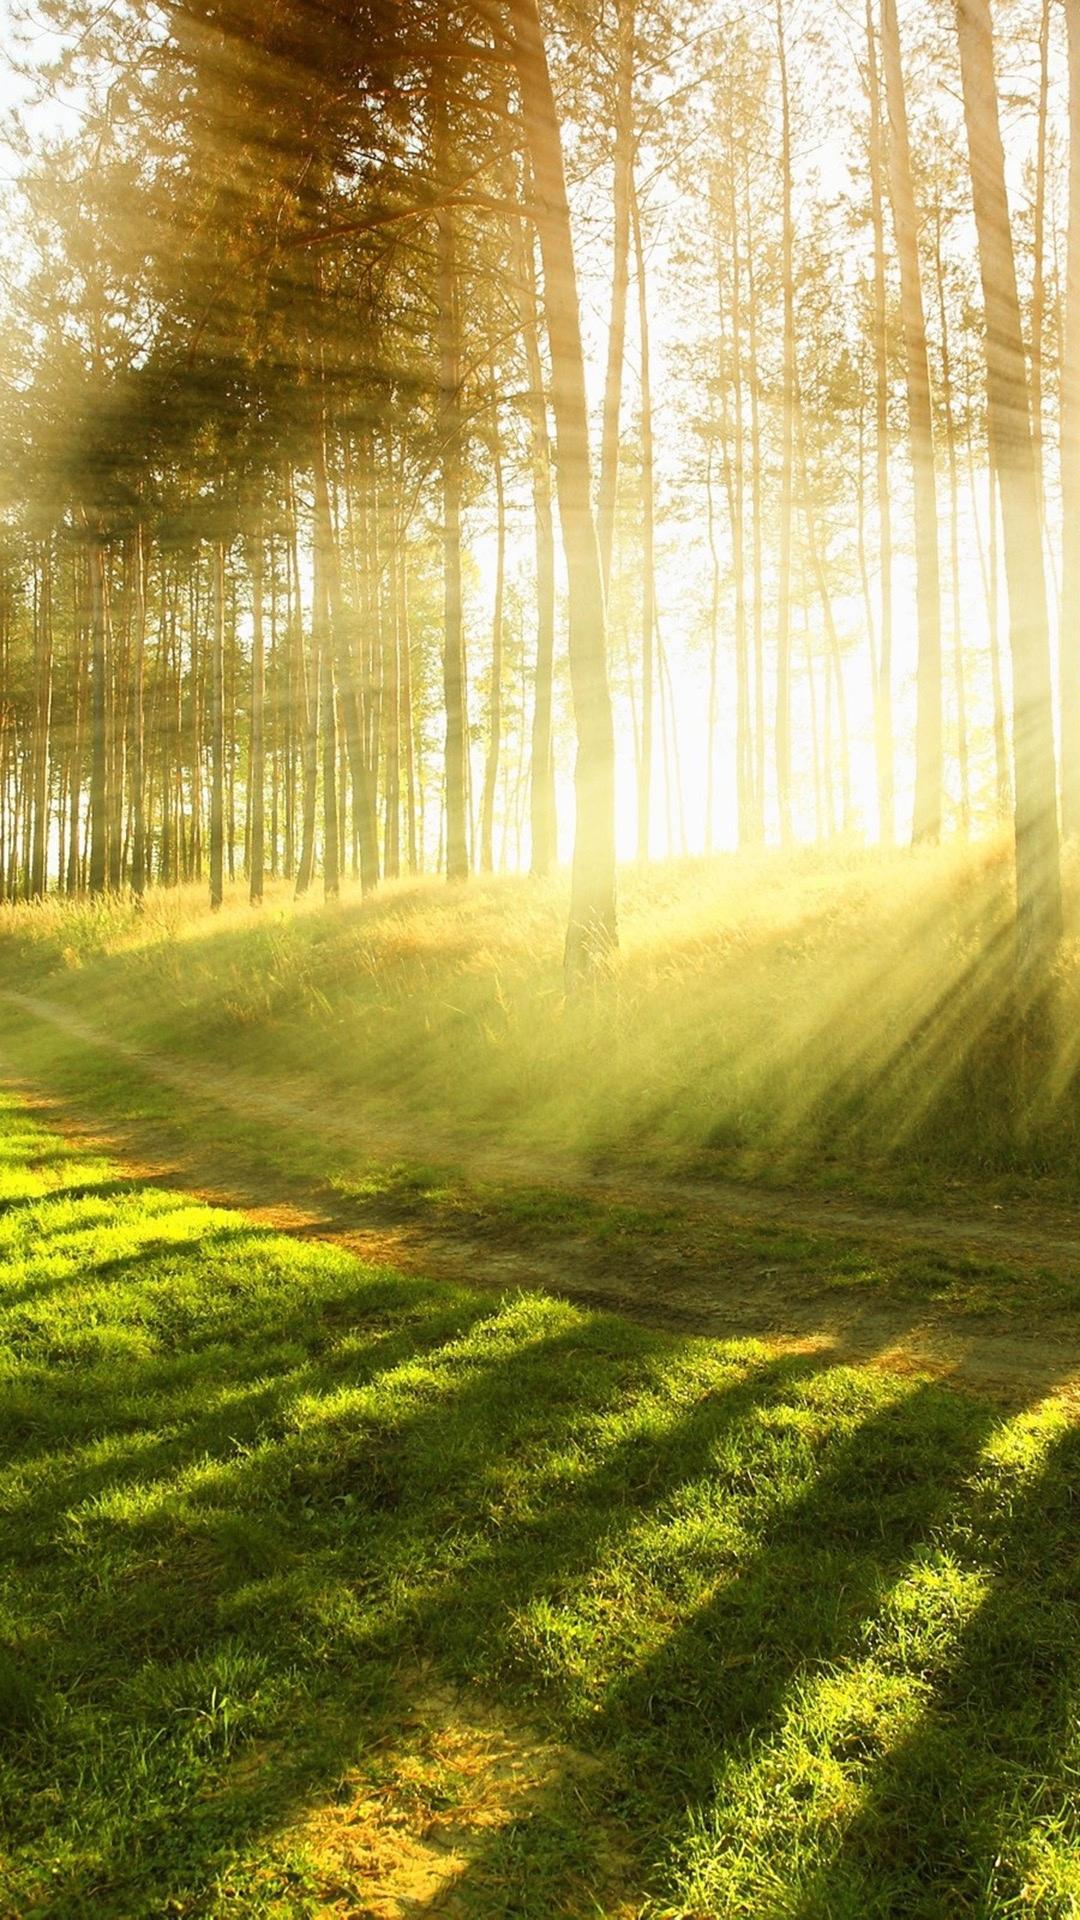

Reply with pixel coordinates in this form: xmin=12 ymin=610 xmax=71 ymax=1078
xmin=0 ymin=1095 xmax=1077 ymax=1916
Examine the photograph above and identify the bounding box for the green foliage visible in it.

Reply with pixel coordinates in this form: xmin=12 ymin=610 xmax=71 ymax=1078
xmin=0 ymin=1095 xmax=1078 ymax=1915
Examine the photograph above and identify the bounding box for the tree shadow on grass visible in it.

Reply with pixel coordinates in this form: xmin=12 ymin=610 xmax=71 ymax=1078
xmin=3 ymin=1245 xmax=838 ymax=1917
xmin=11 ymin=1266 xmax=1006 ymax=1920
xmin=3 ymin=1118 xmax=1076 ymax=1918
xmin=395 ymin=1375 xmax=1011 ymax=1917
xmin=781 ymin=1416 xmax=1080 ymax=1920
xmin=0 ymin=1176 xmax=151 ymax=1218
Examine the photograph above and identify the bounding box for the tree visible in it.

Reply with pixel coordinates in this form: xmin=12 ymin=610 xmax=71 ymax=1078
xmin=509 ymin=0 xmax=617 ymax=980
xmin=1062 ymin=0 xmax=1080 ymax=836
xmin=954 ymin=0 xmax=1062 ymax=976
xmin=880 ymin=0 xmax=942 ymax=844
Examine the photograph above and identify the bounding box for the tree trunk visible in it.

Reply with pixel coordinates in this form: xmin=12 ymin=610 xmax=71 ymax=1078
xmin=1062 ymin=0 xmax=1080 ymax=834
xmin=29 ymin=539 xmax=52 ymax=899
xmin=743 ymin=147 xmax=766 ymax=842
xmin=480 ymin=388 xmax=505 ymax=873
xmin=775 ymin=0 xmax=795 ymax=846
xmin=1031 ymin=0 xmax=1050 ymax=532
xmin=510 ymin=0 xmax=617 ymax=979
xmin=249 ymin=528 xmax=265 ymax=904
xmin=317 ymin=552 xmax=339 ymax=902
xmin=210 ymin=538 xmax=225 ymax=910
xmin=130 ymin=525 xmax=147 ymax=897
xmin=880 ymin=0 xmax=942 ymax=844
xmin=716 ymin=233 xmax=752 ymax=845
xmin=383 ymin=445 xmax=402 ymax=882
xmin=954 ymin=0 xmax=1062 ymax=975
xmin=596 ymin=0 xmax=634 ymax=595
xmin=87 ymin=533 xmax=109 ymax=895
xmin=933 ymin=206 xmax=971 ymax=833
xmin=866 ymin=0 xmax=895 ymax=843
xmin=514 ymin=205 xmax=558 ymax=877
xmin=331 ymin=432 xmax=379 ymax=893
xmin=435 ymin=30 xmax=469 ymax=883
xmin=397 ymin=537 xmax=419 ymax=873
xmin=631 ymin=176 xmax=654 ymax=862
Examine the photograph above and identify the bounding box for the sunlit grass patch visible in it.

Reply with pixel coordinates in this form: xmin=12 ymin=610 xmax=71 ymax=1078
xmin=0 ymin=1095 xmax=1078 ymax=1916
xmin=5 ymin=843 xmax=1080 ymax=1201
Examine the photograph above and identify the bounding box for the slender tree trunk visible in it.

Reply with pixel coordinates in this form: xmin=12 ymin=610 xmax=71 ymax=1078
xmin=1031 ymin=0 xmax=1050 ymax=532
xmin=398 ymin=536 xmax=419 ymax=873
xmin=284 ymin=500 xmax=298 ymax=878
xmin=130 ymin=525 xmax=147 ymax=896
xmin=933 ymin=207 xmax=971 ymax=833
xmin=383 ymin=445 xmax=402 ymax=882
xmin=107 ymin=549 xmax=125 ymax=890
xmin=510 ymin=0 xmax=617 ymax=978
xmin=210 ymin=538 xmax=225 ymax=910
xmin=249 ymin=529 xmax=265 ymax=904
xmin=515 ymin=207 xmax=558 ymax=877
xmin=716 ymin=234 xmax=752 ymax=845
xmin=295 ymin=480 xmax=320 ymax=898
xmin=332 ymin=432 xmax=380 ymax=893
xmin=1061 ymin=0 xmax=1080 ymax=834
xmin=705 ymin=444 xmax=720 ymax=854
xmin=316 ymin=553 xmax=339 ymax=902
xmin=435 ymin=31 xmax=469 ymax=883
xmin=480 ymin=389 xmax=505 ymax=873
xmin=29 ymin=539 xmax=52 ymax=899
xmin=954 ymin=0 xmax=1062 ymax=974
xmin=87 ymin=533 xmax=109 ymax=895
xmin=743 ymin=149 xmax=766 ymax=841
xmin=775 ymin=0 xmax=795 ymax=846
xmin=866 ymin=0 xmax=895 ymax=843
xmin=881 ymin=0 xmax=943 ymax=843
xmin=596 ymin=0 xmax=634 ymax=595
xmin=988 ymin=463 xmax=1012 ymax=820
xmin=797 ymin=409 xmax=852 ymax=833
xmin=632 ymin=176 xmax=654 ymax=862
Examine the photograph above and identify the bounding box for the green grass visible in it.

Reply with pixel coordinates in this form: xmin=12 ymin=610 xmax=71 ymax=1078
xmin=6 ymin=1002 xmax=1080 ymax=1329
xmin=4 ymin=840 xmax=1080 ymax=1199
xmin=1 ymin=1094 xmax=1079 ymax=1916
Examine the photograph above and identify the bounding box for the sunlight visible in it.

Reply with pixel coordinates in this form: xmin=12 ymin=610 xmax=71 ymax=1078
xmin=3 ymin=0 xmax=1079 ymax=1911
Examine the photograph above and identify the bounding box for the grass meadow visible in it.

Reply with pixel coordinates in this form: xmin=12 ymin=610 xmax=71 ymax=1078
xmin=2 ymin=848 xmax=1080 ymax=1916
xmin=4 ymin=839 xmax=1080 ymax=1195
xmin=0 ymin=1095 xmax=1078 ymax=1917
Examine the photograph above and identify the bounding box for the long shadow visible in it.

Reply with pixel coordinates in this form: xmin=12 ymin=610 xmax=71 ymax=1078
xmin=783 ymin=1417 xmax=1080 ymax=1919
xmin=11 ymin=1304 xmax=831 ymax=1916
xmin=4 ymin=1093 xmax=1073 ymax=1913
xmin=0 ymin=1222 xmax=266 ymax=1312
xmin=28 ymin=1304 xmax=998 ymax=1919
xmin=398 ymin=1375 xmax=1007 ymax=1917
xmin=0 ymin=1246 xmax=510 ymax=1499
xmin=0 ymin=1177 xmax=152 ymax=1218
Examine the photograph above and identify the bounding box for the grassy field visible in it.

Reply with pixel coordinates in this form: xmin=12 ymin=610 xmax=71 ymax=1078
xmin=3 ymin=852 xmax=1080 ymax=1915
xmin=1 ymin=1093 xmax=1079 ymax=1917
xmin=4 ymin=840 xmax=1080 ymax=1197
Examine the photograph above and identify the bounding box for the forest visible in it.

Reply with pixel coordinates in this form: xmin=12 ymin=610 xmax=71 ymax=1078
xmin=2 ymin=1 xmax=1080 ymax=1916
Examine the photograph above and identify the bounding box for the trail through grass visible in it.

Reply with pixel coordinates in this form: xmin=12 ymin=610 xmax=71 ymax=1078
xmin=1 ymin=1094 xmax=1079 ymax=1916
xmin=6 ymin=841 xmax=1080 ymax=1189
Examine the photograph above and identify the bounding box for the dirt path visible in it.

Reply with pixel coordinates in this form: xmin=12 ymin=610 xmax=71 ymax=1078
xmin=5 ymin=987 xmax=1080 ymax=1406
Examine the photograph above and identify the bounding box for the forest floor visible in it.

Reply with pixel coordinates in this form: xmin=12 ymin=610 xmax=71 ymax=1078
xmin=1 ymin=1081 xmax=1080 ymax=1919
xmin=6 ymin=983 xmax=1080 ymax=1407
xmin=3 ymin=859 xmax=1080 ymax=1914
